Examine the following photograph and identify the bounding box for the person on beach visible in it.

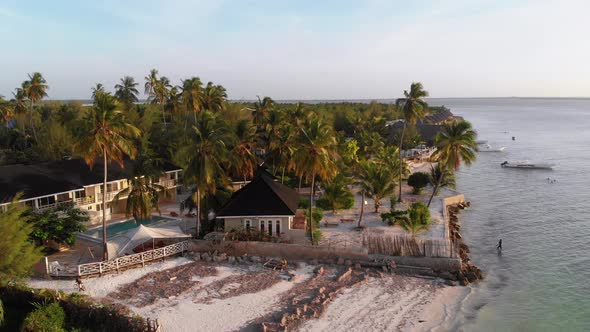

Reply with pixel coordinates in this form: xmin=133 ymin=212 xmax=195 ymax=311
xmin=496 ymin=239 xmax=502 ymax=251
xmin=75 ymin=276 xmax=85 ymax=292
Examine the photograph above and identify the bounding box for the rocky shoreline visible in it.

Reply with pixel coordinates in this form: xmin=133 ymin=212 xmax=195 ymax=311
xmin=447 ymin=202 xmax=484 ymax=285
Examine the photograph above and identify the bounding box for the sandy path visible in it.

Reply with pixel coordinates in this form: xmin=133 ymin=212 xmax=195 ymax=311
xmin=299 ymin=275 xmax=451 ymax=332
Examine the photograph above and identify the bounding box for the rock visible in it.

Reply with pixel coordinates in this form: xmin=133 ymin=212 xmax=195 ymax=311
xmin=251 ymin=256 xmax=262 ymax=263
xmin=354 ymin=263 xmax=362 ymax=270
xmin=213 ymin=250 xmax=218 ymax=256
xmin=344 ymin=259 xmax=352 ymax=266
xmin=444 ymin=280 xmax=458 ymax=286
xmin=314 ymin=266 xmax=325 ymax=275
xmin=280 ymin=314 xmax=289 ymax=327
xmin=382 ymin=266 xmax=388 ymax=273
xmin=337 ymin=267 xmax=353 ymax=282
xmin=439 ymin=272 xmax=455 ymax=280
xmin=193 ymin=253 xmax=201 ymax=261
xmin=325 ymin=259 xmax=335 ymax=265
xmin=318 ymin=287 xmax=326 ymax=294
xmin=218 ymin=253 xmax=227 ymax=261
xmin=296 ymin=307 xmax=303 ymax=317
xmin=310 ymin=259 xmax=319 ymax=265
xmin=201 ymin=253 xmax=210 ymax=260
xmin=228 ymin=256 xmax=236 ymax=264
xmin=388 ymin=260 xmax=397 ymax=269
xmin=337 ymin=258 xmax=345 ymax=265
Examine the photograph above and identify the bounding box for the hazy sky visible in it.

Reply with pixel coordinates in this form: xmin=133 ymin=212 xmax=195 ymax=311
xmin=1 ymin=0 xmax=589 ymax=100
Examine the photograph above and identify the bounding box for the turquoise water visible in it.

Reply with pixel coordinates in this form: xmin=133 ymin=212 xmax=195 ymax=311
xmin=427 ymin=98 xmax=590 ymax=331
xmin=84 ymin=216 xmax=171 ymax=239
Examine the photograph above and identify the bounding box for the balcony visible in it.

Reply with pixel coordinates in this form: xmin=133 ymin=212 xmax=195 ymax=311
xmin=157 ymin=179 xmax=178 ymax=188
xmin=74 ymin=196 xmax=96 ymax=205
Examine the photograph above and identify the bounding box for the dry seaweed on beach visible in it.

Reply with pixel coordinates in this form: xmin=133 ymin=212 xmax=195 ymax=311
xmin=195 ymin=269 xmax=282 ymax=304
xmin=108 ymin=261 xmax=218 ymax=307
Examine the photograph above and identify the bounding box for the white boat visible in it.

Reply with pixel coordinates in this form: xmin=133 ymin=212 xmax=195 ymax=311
xmin=500 ymin=161 xmax=554 ymax=170
xmin=479 ymin=144 xmax=505 ymax=152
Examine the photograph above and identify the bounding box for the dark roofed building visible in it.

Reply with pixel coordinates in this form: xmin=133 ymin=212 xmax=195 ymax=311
xmin=216 ymin=168 xmax=306 ymax=242
xmin=0 ymin=158 xmax=182 ymax=221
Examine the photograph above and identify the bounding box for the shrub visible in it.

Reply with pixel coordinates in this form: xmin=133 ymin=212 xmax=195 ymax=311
xmin=380 ymin=209 xmax=408 ymax=226
xmin=407 ymin=172 xmax=430 ymax=194
xmin=21 ymin=302 xmax=66 ymax=332
xmin=305 ymin=208 xmax=323 ymax=228
xmin=312 ymin=229 xmax=322 ymax=244
xmin=298 ymin=197 xmax=310 ymax=209
xmin=408 ymin=202 xmax=430 ymax=225
xmin=316 ymin=194 xmax=354 ymax=212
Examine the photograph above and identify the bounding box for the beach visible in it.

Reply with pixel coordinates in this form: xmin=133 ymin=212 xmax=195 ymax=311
xmin=29 ymin=256 xmax=467 ymax=331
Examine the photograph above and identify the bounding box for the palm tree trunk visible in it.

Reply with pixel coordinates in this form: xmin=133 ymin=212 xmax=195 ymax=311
xmin=374 ymin=198 xmax=380 ymax=213
xmin=162 ymin=103 xmax=167 ymax=128
xmin=281 ymin=165 xmax=286 ymax=184
xmin=196 ymin=188 xmax=201 ymax=238
xmin=427 ymin=172 xmax=445 ymax=207
xmin=358 ymin=191 xmax=365 ymax=228
xmin=298 ymin=176 xmax=302 ymax=192
xmin=397 ymin=122 xmax=406 ymax=203
xmin=29 ymin=100 xmax=38 ymax=142
xmin=102 ymin=150 xmax=108 ymax=261
xmin=309 ymin=173 xmax=315 ymax=244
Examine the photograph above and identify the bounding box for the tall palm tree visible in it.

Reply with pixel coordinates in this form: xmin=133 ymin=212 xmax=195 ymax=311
xmin=251 ymin=96 xmax=274 ymax=131
xmin=268 ymin=123 xmax=295 ymax=183
xmin=165 ymin=86 xmax=182 ymax=117
xmin=0 ymin=96 xmax=12 ymax=126
xmin=91 ymin=83 xmax=105 ymax=99
xmin=175 ymin=111 xmax=229 ymax=237
xmin=114 ymin=76 xmax=139 ymax=112
xmin=22 ymin=72 xmax=49 ymax=142
xmin=113 ymin=153 xmax=167 ymax=222
xmin=75 ymin=90 xmax=140 ymax=260
xmin=181 ymin=77 xmax=204 ymax=122
xmin=355 ymin=160 xmax=397 ymax=215
xmin=201 ymin=82 xmax=227 ymax=113
xmin=229 ymin=119 xmax=258 ymax=183
xmin=429 ymin=163 xmax=456 ymax=196
xmin=427 ymin=120 xmax=477 ymax=207
xmin=144 ymin=69 xmax=171 ymax=127
xmin=292 ymin=116 xmax=338 ymax=243
xmin=12 ymin=88 xmax=27 ymax=115
xmin=395 ymin=82 xmax=428 ymax=202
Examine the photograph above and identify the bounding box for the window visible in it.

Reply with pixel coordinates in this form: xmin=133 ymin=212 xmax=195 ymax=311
xmin=276 ymin=220 xmax=281 ymax=236
xmin=107 ymin=182 xmax=118 ymax=192
xmin=260 ymin=220 xmax=265 ymax=232
xmin=244 ymin=219 xmax=251 ymax=230
xmin=268 ymin=220 xmax=273 ymax=235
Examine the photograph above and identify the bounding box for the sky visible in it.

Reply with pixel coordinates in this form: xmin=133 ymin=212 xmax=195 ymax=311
xmin=1 ymin=0 xmax=589 ymax=100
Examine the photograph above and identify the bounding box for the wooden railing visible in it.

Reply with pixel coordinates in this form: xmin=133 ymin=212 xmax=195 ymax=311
xmin=47 ymin=240 xmax=190 ymax=277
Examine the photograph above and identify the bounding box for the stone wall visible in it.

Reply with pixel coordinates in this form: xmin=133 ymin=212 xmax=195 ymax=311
xmin=189 ymin=240 xmax=462 ymax=272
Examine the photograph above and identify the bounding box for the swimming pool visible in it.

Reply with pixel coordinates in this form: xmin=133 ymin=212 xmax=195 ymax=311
xmin=83 ymin=216 xmax=174 ymax=240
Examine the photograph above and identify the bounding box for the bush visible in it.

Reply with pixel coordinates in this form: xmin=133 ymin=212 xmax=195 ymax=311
xmin=21 ymin=302 xmax=66 ymax=332
xmin=380 ymin=209 xmax=408 ymax=226
xmin=298 ymin=197 xmax=310 ymax=209
xmin=316 ymin=193 xmax=354 ymax=212
xmin=408 ymin=202 xmax=430 ymax=225
xmin=305 ymin=208 xmax=324 ymax=228
xmin=407 ymin=172 xmax=430 ymax=194
xmin=312 ymin=229 xmax=322 ymax=244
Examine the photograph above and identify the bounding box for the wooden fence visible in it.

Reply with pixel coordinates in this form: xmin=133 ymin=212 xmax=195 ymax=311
xmin=48 ymin=240 xmax=190 ymax=277
xmin=361 ymin=233 xmax=458 ymax=258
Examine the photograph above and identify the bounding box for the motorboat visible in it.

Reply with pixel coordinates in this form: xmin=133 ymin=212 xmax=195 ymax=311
xmin=500 ymin=161 xmax=554 ymax=170
xmin=479 ymin=144 xmax=505 ymax=152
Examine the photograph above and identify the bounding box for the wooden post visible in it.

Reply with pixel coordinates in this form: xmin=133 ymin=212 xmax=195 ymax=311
xmin=116 ymin=259 xmax=120 ymax=273
xmin=99 ymin=263 xmax=103 ymax=276
xmin=45 ymin=257 xmax=49 ymax=275
xmin=141 ymin=252 xmax=145 ymax=267
xmin=77 ymin=265 xmax=81 ymax=277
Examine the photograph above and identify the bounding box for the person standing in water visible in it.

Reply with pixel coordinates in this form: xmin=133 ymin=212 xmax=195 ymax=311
xmin=497 ymin=239 xmax=503 ymax=251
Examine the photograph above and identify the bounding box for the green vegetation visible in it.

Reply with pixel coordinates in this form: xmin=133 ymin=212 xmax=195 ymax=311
xmin=0 ymin=198 xmax=43 ymax=282
xmin=407 ymin=172 xmax=430 ymax=194
xmin=26 ymin=203 xmax=89 ymax=247
xmin=398 ymin=202 xmax=431 ymax=238
xmin=21 ymin=302 xmax=66 ymax=332
xmin=427 ymin=120 xmax=478 ymax=206
xmin=316 ymin=174 xmax=354 ymax=212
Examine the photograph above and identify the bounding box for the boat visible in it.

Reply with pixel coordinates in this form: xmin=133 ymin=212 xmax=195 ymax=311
xmin=476 ymin=140 xmax=488 ymax=145
xmin=500 ymin=161 xmax=554 ymax=170
xmin=479 ymin=144 xmax=505 ymax=152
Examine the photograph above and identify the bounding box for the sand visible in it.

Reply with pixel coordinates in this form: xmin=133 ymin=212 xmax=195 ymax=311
xmin=299 ymin=275 xmax=466 ymax=332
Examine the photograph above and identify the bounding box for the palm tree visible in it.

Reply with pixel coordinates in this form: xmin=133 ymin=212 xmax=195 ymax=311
xmin=229 ymin=119 xmax=258 ymax=183
xmin=429 ymin=163 xmax=456 ymax=196
xmin=175 ymin=111 xmax=229 ymax=237
xmin=181 ymin=77 xmax=204 ymax=122
xmin=12 ymin=88 xmax=27 ymax=115
xmin=398 ymin=213 xmax=430 ymax=238
xmin=251 ymin=96 xmax=274 ymax=131
xmin=267 ymin=123 xmax=295 ymax=183
xmin=201 ymin=82 xmax=227 ymax=113
xmin=427 ymin=120 xmax=477 ymax=207
xmin=144 ymin=69 xmax=171 ymax=126
xmin=355 ymin=160 xmax=397 ymax=215
xmin=0 ymin=96 xmax=12 ymax=126
xmin=395 ymin=82 xmax=428 ymax=202
xmin=165 ymin=86 xmax=182 ymax=117
xmin=292 ymin=116 xmax=338 ymax=243
xmin=22 ymin=72 xmax=49 ymax=142
xmin=91 ymin=83 xmax=105 ymax=99
xmin=114 ymin=76 xmax=139 ymax=112
xmin=75 ymin=90 xmax=140 ymax=260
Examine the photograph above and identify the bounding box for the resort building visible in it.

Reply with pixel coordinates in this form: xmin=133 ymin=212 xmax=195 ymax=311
xmin=0 ymin=159 xmax=182 ymax=222
xmin=387 ymin=107 xmax=462 ymax=146
xmin=215 ymin=168 xmax=306 ymax=243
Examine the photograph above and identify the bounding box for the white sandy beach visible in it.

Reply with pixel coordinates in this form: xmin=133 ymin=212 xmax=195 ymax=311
xmin=28 ymin=257 xmax=466 ymax=332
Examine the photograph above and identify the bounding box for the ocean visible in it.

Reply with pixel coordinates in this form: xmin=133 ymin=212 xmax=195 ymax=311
xmin=426 ymin=98 xmax=590 ymax=331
